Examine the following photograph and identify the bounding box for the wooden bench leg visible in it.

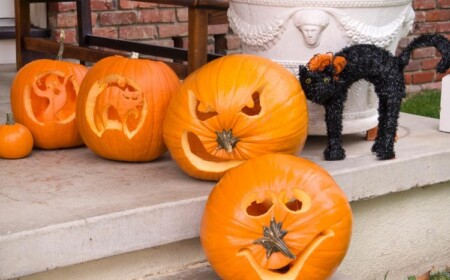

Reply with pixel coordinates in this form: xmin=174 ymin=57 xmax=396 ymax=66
xmin=15 ymin=0 xmax=31 ymax=70
xmin=188 ymin=7 xmax=209 ymax=74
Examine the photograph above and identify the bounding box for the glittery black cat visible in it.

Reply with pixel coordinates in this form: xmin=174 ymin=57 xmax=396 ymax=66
xmin=299 ymin=34 xmax=450 ymax=161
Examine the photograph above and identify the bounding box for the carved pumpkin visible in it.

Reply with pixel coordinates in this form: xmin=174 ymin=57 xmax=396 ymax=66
xmin=0 ymin=113 xmax=33 ymax=159
xmin=163 ymin=54 xmax=308 ymax=181
xmin=76 ymin=53 xmax=180 ymax=161
xmin=201 ymin=154 xmax=352 ymax=280
xmin=10 ymin=58 xmax=87 ymax=149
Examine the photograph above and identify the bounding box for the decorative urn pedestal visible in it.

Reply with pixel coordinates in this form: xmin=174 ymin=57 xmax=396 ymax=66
xmin=228 ymin=0 xmax=415 ymax=135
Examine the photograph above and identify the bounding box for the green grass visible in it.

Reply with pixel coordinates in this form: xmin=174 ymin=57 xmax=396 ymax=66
xmin=407 ymin=270 xmax=450 ymax=280
xmin=400 ymin=90 xmax=441 ymax=119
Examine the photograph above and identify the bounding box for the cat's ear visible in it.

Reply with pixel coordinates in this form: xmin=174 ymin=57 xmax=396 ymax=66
xmin=299 ymin=65 xmax=309 ymax=78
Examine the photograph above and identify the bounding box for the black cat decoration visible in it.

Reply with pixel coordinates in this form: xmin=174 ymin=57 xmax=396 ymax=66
xmin=299 ymin=34 xmax=450 ymax=161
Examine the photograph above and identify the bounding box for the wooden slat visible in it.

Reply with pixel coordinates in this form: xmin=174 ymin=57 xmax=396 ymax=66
xmin=23 ymin=37 xmax=188 ymax=78
xmin=86 ymin=35 xmax=189 ymax=61
xmin=208 ymin=10 xmax=228 ymax=25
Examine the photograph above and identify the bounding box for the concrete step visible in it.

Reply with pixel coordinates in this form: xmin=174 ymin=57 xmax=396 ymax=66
xmin=1 ymin=65 xmax=450 ymax=279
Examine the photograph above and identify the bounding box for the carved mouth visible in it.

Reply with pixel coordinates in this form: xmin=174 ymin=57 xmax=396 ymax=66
xmin=181 ymin=130 xmax=244 ymax=174
xmin=237 ymin=229 xmax=335 ymax=280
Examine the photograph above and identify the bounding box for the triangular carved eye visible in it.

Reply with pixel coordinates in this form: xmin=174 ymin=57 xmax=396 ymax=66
xmin=241 ymin=92 xmax=261 ymax=116
xmin=196 ymin=100 xmax=218 ymax=121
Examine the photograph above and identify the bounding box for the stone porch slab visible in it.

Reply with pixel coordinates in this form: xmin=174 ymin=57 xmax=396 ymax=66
xmin=1 ymin=64 xmax=450 ymax=279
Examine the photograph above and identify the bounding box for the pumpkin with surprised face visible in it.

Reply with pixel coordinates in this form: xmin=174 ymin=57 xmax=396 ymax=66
xmin=163 ymin=54 xmax=308 ymax=181
xmin=200 ymin=154 xmax=352 ymax=280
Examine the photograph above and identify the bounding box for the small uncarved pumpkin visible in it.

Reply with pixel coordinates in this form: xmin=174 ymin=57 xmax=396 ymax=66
xmin=10 ymin=59 xmax=87 ymax=149
xmin=76 ymin=53 xmax=180 ymax=162
xmin=201 ymin=154 xmax=352 ymax=280
xmin=163 ymin=54 xmax=308 ymax=181
xmin=0 ymin=113 xmax=33 ymax=159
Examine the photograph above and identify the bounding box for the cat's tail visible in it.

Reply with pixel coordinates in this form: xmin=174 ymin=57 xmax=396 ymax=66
xmin=398 ymin=34 xmax=450 ymax=73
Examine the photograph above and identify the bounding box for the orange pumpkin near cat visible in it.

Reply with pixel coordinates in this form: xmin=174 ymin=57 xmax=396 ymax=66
xmin=163 ymin=54 xmax=309 ymax=181
xmin=201 ymin=154 xmax=352 ymax=280
xmin=10 ymin=33 xmax=87 ymax=149
xmin=76 ymin=53 xmax=180 ymax=162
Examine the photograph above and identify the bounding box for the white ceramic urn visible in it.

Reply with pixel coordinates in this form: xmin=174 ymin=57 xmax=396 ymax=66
xmin=228 ymin=0 xmax=415 ymax=135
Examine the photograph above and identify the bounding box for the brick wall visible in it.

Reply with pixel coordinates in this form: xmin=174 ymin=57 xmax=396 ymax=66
xmin=47 ymin=0 xmax=239 ymax=57
xmin=48 ymin=0 xmax=449 ymax=93
xmin=399 ymin=0 xmax=450 ymax=92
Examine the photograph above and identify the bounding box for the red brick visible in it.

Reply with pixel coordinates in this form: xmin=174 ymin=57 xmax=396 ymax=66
xmin=55 ymin=12 xmax=78 ymax=28
xmin=413 ymin=0 xmax=437 ymax=10
xmin=93 ymin=27 xmax=118 ymax=38
xmin=413 ymin=22 xmax=437 ymax=33
xmin=119 ymin=25 xmax=157 ymax=40
xmin=138 ymin=9 xmax=176 ymax=23
xmin=119 ymin=0 xmax=157 ymax=9
xmin=424 ymin=10 xmax=450 ymax=21
xmin=99 ymin=11 xmax=138 ymax=26
xmin=176 ymin=8 xmax=189 ymax=22
xmin=436 ymin=22 xmax=450 ymax=32
xmin=158 ymin=23 xmax=188 ymax=38
xmin=438 ymin=0 xmax=450 ymax=8
xmin=414 ymin=11 xmax=427 ymax=22
xmin=421 ymin=58 xmax=441 ymax=70
xmin=412 ymin=71 xmax=436 ymax=83
xmin=91 ymin=13 xmax=98 ymax=26
xmin=49 ymin=3 xmax=76 ymax=12
xmin=225 ymin=34 xmax=241 ymax=50
xmin=91 ymin=0 xmax=115 ymax=11
xmin=412 ymin=47 xmax=436 ymax=59
xmin=208 ymin=24 xmax=229 ymax=35
xmin=54 ymin=29 xmax=77 ymax=44
xmin=404 ymin=73 xmax=413 ymax=84
xmin=404 ymin=59 xmax=422 ymax=72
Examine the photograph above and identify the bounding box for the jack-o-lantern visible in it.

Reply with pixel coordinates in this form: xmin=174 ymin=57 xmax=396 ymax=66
xmin=163 ymin=54 xmax=308 ymax=181
xmin=10 ymin=55 xmax=87 ymax=149
xmin=76 ymin=53 xmax=180 ymax=161
xmin=201 ymin=154 xmax=352 ymax=280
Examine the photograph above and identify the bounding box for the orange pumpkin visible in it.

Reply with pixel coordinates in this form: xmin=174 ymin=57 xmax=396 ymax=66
xmin=163 ymin=54 xmax=308 ymax=181
xmin=76 ymin=53 xmax=180 ymax=161
xmin=10 ymin=57 xmax=87 ymax=149
xmin=0 ymin=113 xmax=33 ymax=159
xmin=201 ymin=154 xmax=352 ymax=280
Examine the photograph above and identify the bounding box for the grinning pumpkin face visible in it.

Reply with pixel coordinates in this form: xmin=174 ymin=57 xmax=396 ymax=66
xmin=11 ymin=59 xmax=87 ymax=149
xmin=200 ymin=154 xmax=352 ymax=280
xmin=76 ymin=55 xmax=180 ymax=162
xmin=163 ymin=54 xmax=309 ymax=181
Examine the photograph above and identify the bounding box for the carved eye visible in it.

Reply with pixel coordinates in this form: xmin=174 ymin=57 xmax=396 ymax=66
xmin=196 ymin=100 xmax=218 ymax=121
xmin=281 ymin=189 xmax=311 ymax=214
xmin=305 ymin=78 xmax=312 ymax=84
xmin=241 ymin=92 xmax=261 ymax=116
xmin=246 ymin=198 xmax=274 ymax=217
xmin=323 ymin=77 xmax=331 ymax=83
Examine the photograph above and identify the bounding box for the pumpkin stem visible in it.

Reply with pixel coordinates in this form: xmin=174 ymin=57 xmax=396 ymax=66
xmin=130 ymin=52 xmax=139 ymax=59
xmin=216 ymin=129 xmax=239 ymax=153
xmin=254 ymin=217 xmax=296 ymax=260
xmin=5 ymin=113 xmax=15 ymax=125
xmin=56 ymin=29 xmax=65 ymax=61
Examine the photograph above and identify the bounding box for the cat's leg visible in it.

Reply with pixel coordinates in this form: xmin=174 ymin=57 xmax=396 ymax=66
xmin=371 ymin=95 xmax=388 ymax=155
xmin=374 ymin=94 xmax=401 ymax=160
xmin=324 ymin=99 xmax=346 ymax=160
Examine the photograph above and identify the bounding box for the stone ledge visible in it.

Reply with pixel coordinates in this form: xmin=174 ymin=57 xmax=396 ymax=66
xmin=1 ymin=108 xmax=450 ymax=279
